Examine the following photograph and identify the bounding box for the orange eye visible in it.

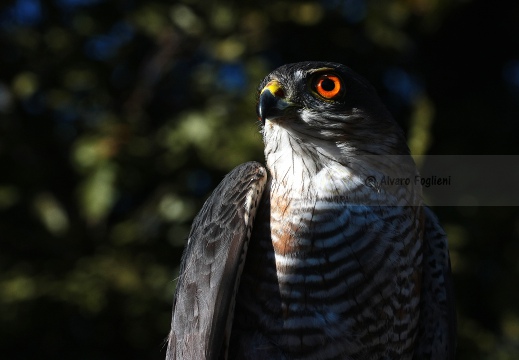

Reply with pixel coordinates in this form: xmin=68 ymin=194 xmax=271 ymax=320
xmin=314 ymin=74 xmax=343 ymax=99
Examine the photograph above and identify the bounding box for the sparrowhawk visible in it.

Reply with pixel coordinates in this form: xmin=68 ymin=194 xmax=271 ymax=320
xmin=166 ymin=62 xmax=456 ymax=359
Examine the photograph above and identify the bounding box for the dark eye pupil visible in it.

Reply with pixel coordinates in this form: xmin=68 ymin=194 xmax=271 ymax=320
xmin=321 ymin=78 xmax=335 ymax=91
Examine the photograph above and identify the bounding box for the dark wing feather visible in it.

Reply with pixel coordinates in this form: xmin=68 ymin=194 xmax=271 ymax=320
xmin=166 ymin=162 xmax=268 ymax=360
xmin=414 ymin=207 xmax=457 ymax=359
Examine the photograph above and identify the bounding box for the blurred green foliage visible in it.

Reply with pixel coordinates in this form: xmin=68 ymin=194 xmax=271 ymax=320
xmin=1 ymin=0 xmax=519 ymax=358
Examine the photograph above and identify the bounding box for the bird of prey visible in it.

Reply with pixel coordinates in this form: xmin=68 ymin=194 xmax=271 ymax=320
xmin=166 ymin=61 xmax=456 ymax=360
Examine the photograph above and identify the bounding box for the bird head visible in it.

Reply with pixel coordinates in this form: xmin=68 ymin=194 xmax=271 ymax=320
xmin=256 ymin=61 xmax=417 ymax=198
xmin=257 ymin=61 xmax=408 ymax=156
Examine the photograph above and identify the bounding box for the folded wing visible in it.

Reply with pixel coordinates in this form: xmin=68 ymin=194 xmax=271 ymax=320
xmin=167 ymin=162 xmax=268 ymax=360
xmin=414 ymin=207 xmax=457 ymax=359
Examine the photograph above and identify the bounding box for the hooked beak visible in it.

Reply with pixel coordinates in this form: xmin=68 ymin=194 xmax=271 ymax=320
xmin=257 ymin=80 xmax=292 ymax=124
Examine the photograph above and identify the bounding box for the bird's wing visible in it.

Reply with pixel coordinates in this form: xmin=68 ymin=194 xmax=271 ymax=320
xmin=414 ymin=206 xmax=457 ymax=359
xmin=166 ymin=162 xmax=268 ymax=360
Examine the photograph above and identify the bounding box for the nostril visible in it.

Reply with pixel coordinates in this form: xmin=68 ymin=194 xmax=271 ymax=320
xmin=274 ymin=88 xmax=285 ymax=98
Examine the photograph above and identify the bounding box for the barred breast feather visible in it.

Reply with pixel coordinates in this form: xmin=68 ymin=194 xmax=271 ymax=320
xmin=229 ymin=165 xmax=424 ymax=360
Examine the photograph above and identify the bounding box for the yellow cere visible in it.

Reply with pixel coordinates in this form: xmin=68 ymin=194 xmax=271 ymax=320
xmin=261 ymin=80 xmax=284 ymax=97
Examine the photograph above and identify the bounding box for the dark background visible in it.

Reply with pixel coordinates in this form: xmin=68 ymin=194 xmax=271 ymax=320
xmin=1 ymin=0 xmax=519 ymax=358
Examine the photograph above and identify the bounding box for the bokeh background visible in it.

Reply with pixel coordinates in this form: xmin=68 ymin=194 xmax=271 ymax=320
xmin=1 ymin=0 xmax=519 ymax=358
